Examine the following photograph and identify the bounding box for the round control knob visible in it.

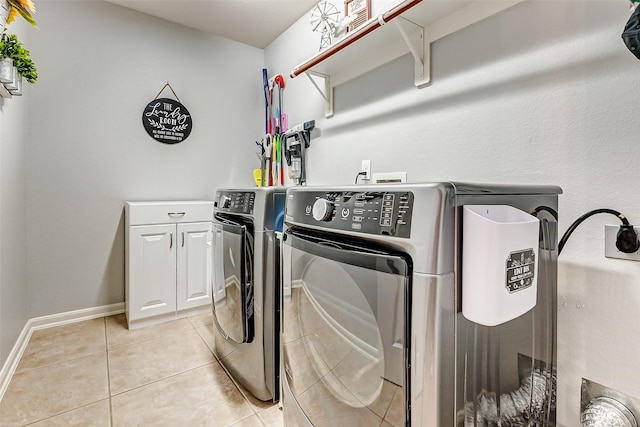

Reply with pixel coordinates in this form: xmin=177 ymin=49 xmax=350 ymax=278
xmin=312 ymin=199 xmax=334 ymax=221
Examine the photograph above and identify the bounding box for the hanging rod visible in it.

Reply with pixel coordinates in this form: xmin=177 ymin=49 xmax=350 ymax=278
xmin=290 ymin=0 xmax=422 ymax=79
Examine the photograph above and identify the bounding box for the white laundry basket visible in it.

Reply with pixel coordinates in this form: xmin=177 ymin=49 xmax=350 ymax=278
xmin=462 ymin=205 xmax=540 ymax=326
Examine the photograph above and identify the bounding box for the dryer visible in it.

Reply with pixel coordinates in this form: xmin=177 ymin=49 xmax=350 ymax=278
xmin=281 ymin=182 xmax=561 ymax=426
xmin=211 ymin=187 xmax=285 ymax=402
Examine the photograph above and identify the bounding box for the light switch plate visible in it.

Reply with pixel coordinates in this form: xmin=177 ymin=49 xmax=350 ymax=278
xmin=604 ymin=224 xmax=640 ymax=261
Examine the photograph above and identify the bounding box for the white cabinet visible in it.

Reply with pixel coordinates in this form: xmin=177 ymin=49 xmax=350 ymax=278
xmin=176 ymin=221 xmax=213 ymax=311
xmin=128 ymin=224 xmax=177 ymax=321
xmin=125 ymin=201 xmax=214 ymax=329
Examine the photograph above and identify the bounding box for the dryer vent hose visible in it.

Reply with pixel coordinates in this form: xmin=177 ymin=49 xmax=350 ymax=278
xmin=581 ymin=396 xmax=638 ymax=427
xmin=465 ymin=369 xmax=551 ymax=426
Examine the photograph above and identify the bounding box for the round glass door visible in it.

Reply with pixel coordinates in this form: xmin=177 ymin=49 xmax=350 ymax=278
xmin=282 ymin=231 xmax=409 ymax=427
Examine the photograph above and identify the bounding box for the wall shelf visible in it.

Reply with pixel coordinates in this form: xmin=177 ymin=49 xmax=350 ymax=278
xmin=291 ymin=0 xmax=526 ymax=117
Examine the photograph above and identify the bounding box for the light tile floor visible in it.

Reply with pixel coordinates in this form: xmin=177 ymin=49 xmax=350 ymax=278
xmin=0 ymin=312 xmax=284 ymax=427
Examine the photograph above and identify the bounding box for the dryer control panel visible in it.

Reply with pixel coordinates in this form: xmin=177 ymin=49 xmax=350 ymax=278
xmin=286 ymin=190 xmax=414 ymax=238
xmin=215 ymin=191 xmax=255 ymax=215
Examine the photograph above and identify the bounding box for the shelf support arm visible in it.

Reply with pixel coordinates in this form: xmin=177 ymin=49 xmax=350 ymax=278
xmin=305 ymin=71 xmax=334 ymax=118
xmin=395 ymin=17 xmax=430 ymax=87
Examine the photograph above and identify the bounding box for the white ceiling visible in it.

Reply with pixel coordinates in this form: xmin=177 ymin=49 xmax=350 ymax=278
xmin=106 ymin=0 xmax=319 ymax=49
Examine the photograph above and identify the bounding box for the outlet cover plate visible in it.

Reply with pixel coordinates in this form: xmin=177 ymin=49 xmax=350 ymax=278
xmin=361 ymin=160 xmax=371 ymax=180
xmin=373 ymin=172 xmax=407 ymax=183
xmin=604 ymin=225 xmax=640 ymax=261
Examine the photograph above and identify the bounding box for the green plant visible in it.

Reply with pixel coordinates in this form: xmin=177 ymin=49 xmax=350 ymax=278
xmin=0 ymin=32 xmax=37 ymax=84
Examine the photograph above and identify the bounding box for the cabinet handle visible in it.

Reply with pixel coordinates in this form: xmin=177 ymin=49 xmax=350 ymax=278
xmin=182 ymin=231 xmax=185 ymax=247
xmin=168 ymin=212 xmax=186 ymax=217
xmin=170 ymin=233 xmax=173 ymax=249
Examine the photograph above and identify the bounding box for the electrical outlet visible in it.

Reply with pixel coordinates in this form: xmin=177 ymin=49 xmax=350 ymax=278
xmin=604 ymin=224 xmax=640 ymax=261
xmin=361 ymin=160 xmax=371 ymax=180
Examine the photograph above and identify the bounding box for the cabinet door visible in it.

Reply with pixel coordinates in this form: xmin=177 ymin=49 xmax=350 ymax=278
xmin=128 ymin=224 xmax=177 ymax=320
xmin=177 ymin=222 xmax=213 ymax=311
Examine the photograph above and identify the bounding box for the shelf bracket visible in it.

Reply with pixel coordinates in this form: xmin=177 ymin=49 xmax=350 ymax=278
xmin=305 ymin=70 xmax=334 ymax=118
xmin=395 ymin=17 xmax=430 ymax=88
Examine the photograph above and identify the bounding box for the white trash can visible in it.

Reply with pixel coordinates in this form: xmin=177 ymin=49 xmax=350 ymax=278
xmin=462 ymin=205 xmax=540 ymax=326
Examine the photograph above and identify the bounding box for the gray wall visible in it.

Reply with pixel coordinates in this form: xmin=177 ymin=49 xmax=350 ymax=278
xmin=0 ymin=21 xmax=29 ymax=365
xmin=265 ymin=1 xmax=640 ymax=424
xmin=2 ymin=1 xmax=638 ymax=424
xmin=25 ymin=2 xmax=262 ymax=317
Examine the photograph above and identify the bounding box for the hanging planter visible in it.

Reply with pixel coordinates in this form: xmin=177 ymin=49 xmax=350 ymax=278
xmin=3 ymin=65 xmax=16 ymax=90
xmin=0 ymin=0 xmax=36 ymax=96
xmin=7 ymin=67 xmax=21 ymax=95
xmin=0 ymin=55 xmax=12 ymax=83
xmin=0 ymin=31 xmax=37 ymax=94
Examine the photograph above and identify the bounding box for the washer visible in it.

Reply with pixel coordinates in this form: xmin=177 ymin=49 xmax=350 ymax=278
xmin=211 ymin=187 xmax=285 ymax=402
xmin=281 ymin=182 xmax=561 ymax=426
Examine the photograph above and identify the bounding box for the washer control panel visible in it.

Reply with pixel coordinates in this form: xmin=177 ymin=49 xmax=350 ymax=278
xmin=287 ymin=191 xmax=414 ymax=238
xmin=215 ymin=191 xmax=255 ymax=215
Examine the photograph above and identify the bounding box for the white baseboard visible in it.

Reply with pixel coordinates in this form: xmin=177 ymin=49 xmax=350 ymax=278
xmin=0 ymin=302 xmax=125 ymax=401
xmin=0 ymin=320 xmax=32 ymax=402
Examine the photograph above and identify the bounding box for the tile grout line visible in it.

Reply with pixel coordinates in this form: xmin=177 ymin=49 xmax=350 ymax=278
xmin=104 ymin=316 xmax=115 ymax=427
xmin=227 ymin=412 xmax=268 ymax=427
xmin=107 ymin=325 xmax=196 ymax=352
xmin=29 ymin=313 xmax=280 ymax=426
xmin=20 ymin=401 xmax=110 ymax=426
xmin=12 ymin=319 xmax=112 ymax=377
xmin=188 ymin=319 xmax=272 ymax=426
xmin=214 ymin=351 xmax=272 ymax=422
xmin=108 ymin=360 xmax=219 ymax=398
xmin=8 ymin=313 xmax=279 ymax=427
xmin=12 ymin=352 xmax=106 ymax=377
xmin=192 ymin=321 xmax=218 ymax=359
xmin=9 ymin=317 xmax=111 ymax=426
xmin=107 ymin=316 xmax=219 ymax=399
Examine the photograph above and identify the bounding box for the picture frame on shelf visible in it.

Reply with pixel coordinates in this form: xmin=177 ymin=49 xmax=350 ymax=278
xmin=345 ymin=0 xmax=370 ymax=32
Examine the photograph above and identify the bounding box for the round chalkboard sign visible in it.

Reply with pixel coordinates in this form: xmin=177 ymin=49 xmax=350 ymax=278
xmin=142 ymin=98 xmax=192 ymax=144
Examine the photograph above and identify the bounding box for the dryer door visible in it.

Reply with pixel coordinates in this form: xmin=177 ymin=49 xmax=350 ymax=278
xmin=212 ymin=215 xmax=254 ymax=344
xmin=282 ymin=228 xmax=410 ymax=427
